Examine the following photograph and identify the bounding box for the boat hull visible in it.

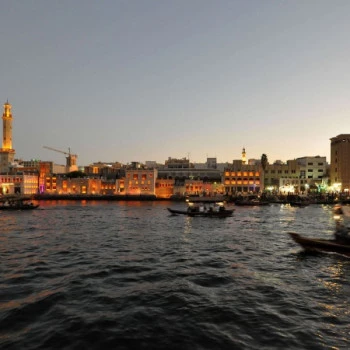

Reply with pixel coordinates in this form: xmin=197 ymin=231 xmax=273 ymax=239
xmin=288 ymin=232 xmax=350 ymax=255
xmin=167 ymin=208 xmax=234 ymax=218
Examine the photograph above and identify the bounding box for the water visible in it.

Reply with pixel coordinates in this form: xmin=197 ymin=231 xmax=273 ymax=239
xmin=0 ymin=201 xmax=349 ymax=349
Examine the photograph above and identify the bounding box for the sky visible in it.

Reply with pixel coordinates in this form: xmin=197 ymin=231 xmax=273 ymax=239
xmin=1 ymin=0 xmax=349 ymax=166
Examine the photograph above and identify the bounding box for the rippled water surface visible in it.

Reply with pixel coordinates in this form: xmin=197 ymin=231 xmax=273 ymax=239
xmin=1 ymin=200 xmax=349 ymax=349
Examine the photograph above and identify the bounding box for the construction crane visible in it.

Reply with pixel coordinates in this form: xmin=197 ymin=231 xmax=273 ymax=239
xmin=43 ymin=146 xmax=78 ymax=172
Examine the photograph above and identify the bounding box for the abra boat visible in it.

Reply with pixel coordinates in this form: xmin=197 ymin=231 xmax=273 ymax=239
xmin=288 ymin=232 xmax=350 ymax=255
xmin=167 ymin=197 xmax=234 ymax=218
xmin=0 ymin=196 xmax=39 ymax=211
xmin=287 ymin=195 xmax=310 ymax=207
xmin=234 ymin=195 xmax=270 ymax=206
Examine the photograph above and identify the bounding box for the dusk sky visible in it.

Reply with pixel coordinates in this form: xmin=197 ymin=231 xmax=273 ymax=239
xmin=1 ymin=0 xmax=349 ymax=166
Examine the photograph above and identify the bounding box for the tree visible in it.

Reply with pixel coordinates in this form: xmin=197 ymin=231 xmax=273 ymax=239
xmin=261 ymin=154 xmax=268 ymax=172
xmin=260 ymin=154 xmax=268 ymax=192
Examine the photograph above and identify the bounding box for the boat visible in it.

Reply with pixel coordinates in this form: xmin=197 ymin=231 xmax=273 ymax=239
xmin=234 ymin=195 xmax=270 ymax=206
xmin=288 ymin=232 xmax=350 ymax=255
xmin=0 ymin=196 xmax=39 ymax=210
xmin=289 ymin=200 xmax=310 ymax=207
xmin=167 ymin=197 xmax=234 ymax=217
xmin=287 ymin=195 xmax=310 ymax=207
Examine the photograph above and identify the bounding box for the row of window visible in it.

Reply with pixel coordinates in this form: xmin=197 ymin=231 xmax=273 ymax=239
xmin=265 ymin=169 xmax=323 ymax=174
xmin=127 ymin=173 xmax=154 ymax=180
xmin=224 ymin=172 xmax=259 ymax=177
xmin=128 ymin=180 xmax=152 ymax=185
xmin=225 ymin=181 xmax=260 ymax=185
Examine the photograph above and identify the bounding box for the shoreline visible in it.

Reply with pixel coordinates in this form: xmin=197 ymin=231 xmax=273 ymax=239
xmin=33 ymin=194 xmax=186 ymax=201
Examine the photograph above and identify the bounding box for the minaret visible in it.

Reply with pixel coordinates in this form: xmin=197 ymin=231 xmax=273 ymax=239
xmin=2 ymin=100 xmax=13 ymax=150
xmin=242 ymin=147 xmax=246 ymax=164
xmin=0 ymin=100 xmax=15 ymax=173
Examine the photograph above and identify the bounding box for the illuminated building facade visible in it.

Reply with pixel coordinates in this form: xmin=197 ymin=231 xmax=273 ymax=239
xmin=0 ymin=101 xmax=15 ymax=173
xmin=45 ymin=176 xmax=101 ymax=194
xmin=330 ymin=134 xmax=350 ymax=191
xmin=122 ymin=168 xmax=158 ymax=195
xmin=155 ymin=178 xmax=175 ymax=198
xmin=264 ymin=160 xmax=300 ymax=193
xmin=0 ymin=174 xmax=38 ymax=195
xmin=223 ymin=161 xmax=261 ymax=194
xmin=101 ymin=179 xmax=116 ymax=195
xmin=263 ymin=156 xmax=327 ymax=194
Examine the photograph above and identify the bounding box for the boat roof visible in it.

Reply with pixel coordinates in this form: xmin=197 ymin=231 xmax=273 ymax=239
xmin=187 ymin=196 xmax=225 ymax=203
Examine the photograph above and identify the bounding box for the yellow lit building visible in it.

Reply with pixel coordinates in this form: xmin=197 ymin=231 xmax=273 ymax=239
xmin=101 ymin=179 xmax=116 ymax=195
xmin=0 ymin=174 xmax=38 ymax=195
xmin=0 ymin=101 xmax=15 ymax=173
xmin=223 ymin=161 xmax=261 ymax=195
xmin=155 ymin=178 xmax=174 ymax=198
xmin=117 ymin=168 xmax=158 ymax=195
xmin=45 ymin=176 xmax=101 ymax=195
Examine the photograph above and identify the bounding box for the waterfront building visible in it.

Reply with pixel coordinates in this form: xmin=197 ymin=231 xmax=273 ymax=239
xmin=330 ymin=134 xmax=350 ymax=191
xmin=0 ymin=101 xmax=15 ymax=173
xmin=0 ymin=174 xmax=38 ymax=195
xmin=296 ymin=156 xmax=327 ymax=180
xmin=45 ymin=175 xmax=101 ymax=195
xmin=101 ymin=179 xmax=116 ymax=195
xmin=155 ymin=178 xmax=175 ymax=198
xmin=263 ymin=156 xmax=328 ymax=194
xmin=223 ymin=160 xmax=261 ymax=195
xmin=120 ymin=168 xmax=158 ymax=195
xmin=264 ymin=160 xmax=300 ymax=193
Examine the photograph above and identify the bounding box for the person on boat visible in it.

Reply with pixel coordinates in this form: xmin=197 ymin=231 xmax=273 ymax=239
xmin=333 ymin=204 xmax=350 ymax=243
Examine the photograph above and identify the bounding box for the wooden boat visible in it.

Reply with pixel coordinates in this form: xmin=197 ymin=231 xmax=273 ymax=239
xmin=287 ymin=195 xmax=310 ymax=207
xmin=167 ymin=197 xmax=234 ymax=218
xmin=289 ymin=200 xmax=310 ymax=207
xmin=234 ymin=195 xmax=270 ymax=206
xmin=288 ymin=232 xmax=350 ymax=255
xmin=0 ymin=196 xmax=39 ymax=210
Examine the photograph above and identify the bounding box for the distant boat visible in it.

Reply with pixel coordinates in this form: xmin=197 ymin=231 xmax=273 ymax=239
xmin=0 ymin=196 xmax=39 ymax=211
xmin=234 ymin=195 xmax=270 ymax=206
xmin=167 ymin=197 xmax=234 ymax=218
xmin=288 ymin=195 xmax=310 ymax=207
